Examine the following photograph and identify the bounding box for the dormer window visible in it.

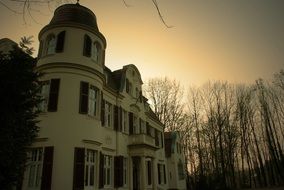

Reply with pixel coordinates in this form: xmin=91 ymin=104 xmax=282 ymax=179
xmin=46 ymin=34 xmax=56 ymax=55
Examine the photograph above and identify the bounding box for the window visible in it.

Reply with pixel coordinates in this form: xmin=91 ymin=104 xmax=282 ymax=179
xmin=79 ymin=82 xmax=99 ymax=116
xmin=140 ymin=119 xmax=146 ymax=134
xmin=28 ymin=148 xmax=43 ymax=188
xmin=39 ymin=79 xmax=60 ymax=112
xmin=27 ymin=147 xmax=54 ymax=190
xmin=158 ymin=164 xmax=167 ymax=185
xmin=105 ymin=101 xmax=113 ymax=128
xmin=104 ymin=155 xmax=112 ymax=187
xmin=146 ymin=159 xmax=152 ymax=186
xmin=178 ymin=159 xmax=185 ymax=180
xmin=46 ymin=34 xmax=56 ymax=55
xmin=83 ymin=35 xmax=92 ymax=57
xmin=122 ymin=109 xmax=128 ymax=133
xmin=133 ymin=115 xmax=139 ymax=134
xmin=55 ymin=31 xmax=65 ymax=53
xmin=85 ymin=150 xmax=96 ymax=187
xmin=123 ymin=158 xmax=127 ymax=186
xmin=88 ymin=86 xmax=99 ymax=116
xmin=92 ymin=42 xmax=101 ymax=62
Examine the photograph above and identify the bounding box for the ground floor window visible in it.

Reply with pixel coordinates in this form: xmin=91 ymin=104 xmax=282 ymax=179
xmin=26 ymin=146 xmax=54 ymax=190
xmin=146 ymin=159 xmax=152 ymax=186
xmin=28 ymin=148 xmax=43 ymax=188
xmin=158 ymin=163 xmax=167 ymax=185
xmin=104 ymin=155 xmax=112 ymax=187
xmin=85 ymin=149 xmax=96 ymax=187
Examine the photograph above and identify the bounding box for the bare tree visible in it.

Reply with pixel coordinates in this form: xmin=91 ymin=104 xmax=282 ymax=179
xmin=144 ymin=77 xmax=185 ymax=132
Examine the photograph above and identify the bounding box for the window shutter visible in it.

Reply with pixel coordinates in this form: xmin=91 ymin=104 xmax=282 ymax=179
xmin=114 ymin=156 xmax=123 ymax=188
xmin=163 ymin=164 xmax=167 ymax=184
xmin=157 ymin=164 xmax=161 ymax=185
xmin=99 ymin=152 xmax=104 ymax=188
xmin=119 ymin=107 xmax=122 ymax=132
xmin=38 ymin=40 xmax=43 ymax=58
xmin=129 ymin=112 xmax=133 ymax=134
xmin=73 ymin=148 xmax=84 ymax=190
xmin=161 ymin=132 xmax=164 ymax=148
xmin=41 ymin=146 xmax=54 ymax=190
xmin=155 ymin=129 xmax=159 ymax=146
xmin=114 ymin=105 xmax=119 ymax=131
xmin=55 ymin=31 xmax=65 ymax=53
xmin=48 ymin=79 xmax=60 ymax=112
xmin=126 ymin=79 xmax=129 ymax=93
xmin=101 ymin=93 xmax=105 ymax=126
xmin=83 ymin=35 xmax=92 ymax=57
xmin=79 ymin=81 xmax=89 ymax=114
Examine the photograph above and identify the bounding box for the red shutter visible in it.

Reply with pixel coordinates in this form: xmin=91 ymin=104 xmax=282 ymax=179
xmin=83 ymin=35 xmax=92 ymax=57
xmin=99 ymin=152 xmax=104 ymax=188
xmin=129 ymin=112 xmax=133 ymax=134
xmin=79 ymin=81 xmax=88 ymax=114
xmin=161 ymin=132 xmax=164 ymax=148
xmin=41 ymin=146 xmax=54 ymax=190
xmin=73 ymin=148 xmax=85 ymax=190
xmin=101 ymin=93 xmax=105 ymax=126
xmin=55 ymin=31 xmax=65 ymax=53
xmin=48 ymin=79 xmax=60 ymax=112
xmin=114 ymin=105 xmax=119 ymax=131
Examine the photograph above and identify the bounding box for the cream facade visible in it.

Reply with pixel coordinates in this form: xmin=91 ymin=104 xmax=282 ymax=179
xmin=21 ymin=3 xmax=171 ymax=190
xmin=165 ymin=132 xmax=187 ymax=190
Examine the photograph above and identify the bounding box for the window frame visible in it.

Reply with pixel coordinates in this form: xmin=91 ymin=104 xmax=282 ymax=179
xmin=103 ymin=155 xmax=113 ymax=188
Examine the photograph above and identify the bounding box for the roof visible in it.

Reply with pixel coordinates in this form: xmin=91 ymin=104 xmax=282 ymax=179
xmin=39 ymin=3 xmax=106 ymax=47
xmin=0 ymin=38 xmax=17 ymax=54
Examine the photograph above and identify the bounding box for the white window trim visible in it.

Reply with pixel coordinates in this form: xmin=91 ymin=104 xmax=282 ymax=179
xmin=88 ymin=86 xmax=99 ymax=117
xmin=103 ymin=155 xmax=113 ymax=188
xmin=85 ymin=149 xmax=96 ymax=188
xmin=27 ymin=148 xmax=44 ymax=188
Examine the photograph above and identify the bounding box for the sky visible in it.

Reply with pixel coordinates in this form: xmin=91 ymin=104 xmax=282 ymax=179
xmin=0 ymin=0 xmax=283 ymax=87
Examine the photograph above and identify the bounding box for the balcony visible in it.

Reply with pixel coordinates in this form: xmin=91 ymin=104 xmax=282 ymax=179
xmin=128 ymin=134 xmax=158 ymax=151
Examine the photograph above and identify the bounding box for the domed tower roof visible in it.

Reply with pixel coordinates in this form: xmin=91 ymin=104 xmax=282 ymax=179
xmin=39 ymin=3 xmax=106 ymax=46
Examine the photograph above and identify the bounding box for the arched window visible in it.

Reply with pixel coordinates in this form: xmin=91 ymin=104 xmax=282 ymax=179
xmin=83 ymin=34 xmax=92 ymax=57
xmin=92 ymin=42 xmax=101 ymax=62
xmin=55 ymin=31 xmax=65 ymax=53
xmin=46 ymin=34 xmax=56 ymax=55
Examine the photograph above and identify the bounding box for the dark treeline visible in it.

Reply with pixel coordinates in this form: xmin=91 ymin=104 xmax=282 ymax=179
xmin=145 ymin=70 xmax=284 ymax=190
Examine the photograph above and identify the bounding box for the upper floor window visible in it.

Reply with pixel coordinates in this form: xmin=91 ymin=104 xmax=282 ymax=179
xmin=44 ymin=31 xmax=66 ymax=56
xmin=133 ymin=115 xmax=139 ymax=134
xmin=83 ymin=34 xmax=92 ymax=57
xmin=39 ymin=79 xmax=60 ymax=112
xmin=46 ymin=34 xmax=56 ymax=55
xmin=92 ymin=42 xmax=101 ymax=62
xmin=122 ymin=109 xmax=128 ymax=133
xmin=79 ymin=81 xmax=99 ymax=116
xmin=140 ymin=119 xmax=146 ymax=134
xmin=105 ymin=101 xmax=113 ymax=128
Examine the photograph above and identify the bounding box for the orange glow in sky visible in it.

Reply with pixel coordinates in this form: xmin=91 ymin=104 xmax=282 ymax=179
xmin=0 ymin=0 xmax=283 ymax=86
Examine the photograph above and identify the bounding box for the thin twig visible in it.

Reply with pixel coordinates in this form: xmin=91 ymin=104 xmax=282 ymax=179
xmin=151 ymin=0 xmax=173 ymax=28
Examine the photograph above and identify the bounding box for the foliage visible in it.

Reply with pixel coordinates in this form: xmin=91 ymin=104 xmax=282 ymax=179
xmin=0 ymin=39 xmax=41 ymax=189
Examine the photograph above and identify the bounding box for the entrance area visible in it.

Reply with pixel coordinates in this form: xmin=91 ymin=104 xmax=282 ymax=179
xmin=132 ymin=157 xmax=140 ymax=190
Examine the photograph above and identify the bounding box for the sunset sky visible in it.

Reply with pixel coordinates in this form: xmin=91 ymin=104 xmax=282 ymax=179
xmin=0 ymin=0 xmax=283 ymax=87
